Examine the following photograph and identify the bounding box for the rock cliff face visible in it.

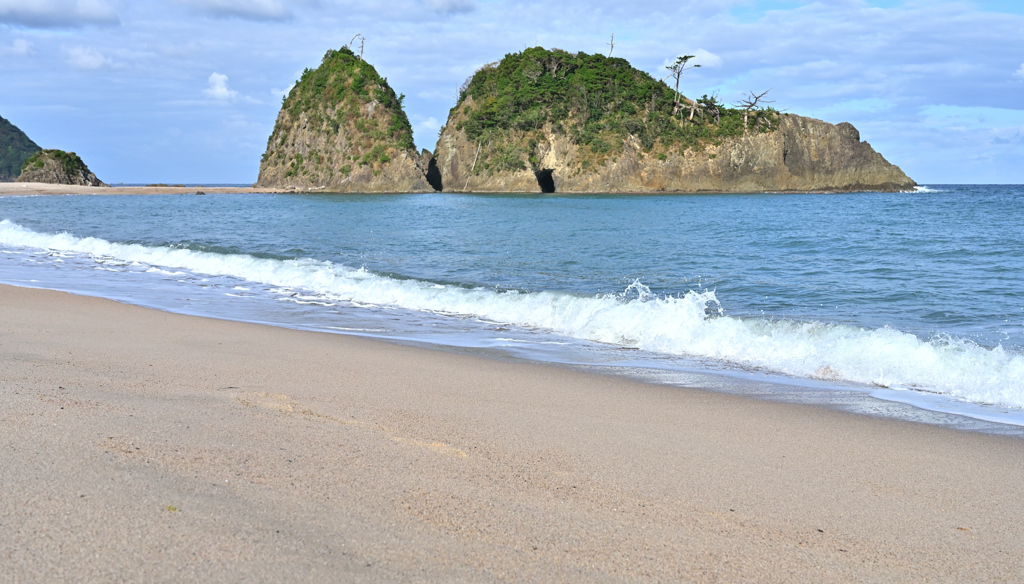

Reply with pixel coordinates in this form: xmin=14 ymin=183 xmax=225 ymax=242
xmin=256 ymin=47 xmax=436 ymax=193
xmin=1 ymin=115 xmax=41 ymax=182
xmin=17 ymin=149 xmax=104 ymax=186
xmin=434 ymin=48 xmax=914 ymax=193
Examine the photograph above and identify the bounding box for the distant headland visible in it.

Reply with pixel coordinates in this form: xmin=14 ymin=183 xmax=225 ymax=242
xmin=0 ymin=114 xmax=105 ymax=187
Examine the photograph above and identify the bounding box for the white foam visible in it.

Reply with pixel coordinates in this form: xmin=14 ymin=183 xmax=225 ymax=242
xmin=2 ymin=219 xmax=1022 ymax=409
xmin=912 ymin=185 xmax=943 ymax=193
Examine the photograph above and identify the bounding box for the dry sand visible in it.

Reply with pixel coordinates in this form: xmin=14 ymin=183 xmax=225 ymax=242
xmin=2 ymin=284 xmax=1023 ymax=582
xmin=0 ymin=182 xmax=288 ymax=196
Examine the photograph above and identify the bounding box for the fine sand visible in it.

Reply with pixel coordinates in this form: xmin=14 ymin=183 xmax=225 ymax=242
xmin=2 ymin=285 xmax=1023 ymax=582
xmin=0 ymin=182 xmax=287 ymax=196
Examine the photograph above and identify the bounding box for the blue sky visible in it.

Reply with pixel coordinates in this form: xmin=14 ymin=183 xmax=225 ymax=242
xmin=1 ymin=0 xmax=1022 ymax=184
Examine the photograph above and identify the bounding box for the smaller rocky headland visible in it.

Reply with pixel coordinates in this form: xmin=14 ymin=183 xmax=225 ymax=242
xmin=17 ymin=149 xmax=105 ymax=186
xmin=256 ymin=47 xmax=436 ymax=192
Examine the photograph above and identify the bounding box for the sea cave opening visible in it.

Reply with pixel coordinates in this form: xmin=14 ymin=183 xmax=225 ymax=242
xmin=426 ymin=157 xmax=443 ymax=192
xmin=535 ymin=168 xmax=555 ymax=193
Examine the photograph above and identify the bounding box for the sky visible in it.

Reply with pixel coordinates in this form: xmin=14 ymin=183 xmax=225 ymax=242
xmin=1 ymin=0 xmax=1022 ymax=184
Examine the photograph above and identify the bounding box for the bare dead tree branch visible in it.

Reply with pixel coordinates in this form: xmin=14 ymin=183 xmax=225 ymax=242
xmin=607 ymin=33 xmax=615 ymax=57
xmin=736 ymin=89 xmax=774 ymax=129
xmin=347 ymin=34 xmax=365 ymax=60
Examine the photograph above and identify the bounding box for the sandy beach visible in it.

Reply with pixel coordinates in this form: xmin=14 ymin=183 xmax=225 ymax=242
xmin=0 ymin=182 xmax=287 ymax=196
xmin=2 ymin=284 xmax=1023 ymax=582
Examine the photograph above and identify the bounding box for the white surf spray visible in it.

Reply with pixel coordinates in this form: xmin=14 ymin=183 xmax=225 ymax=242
xmin=2 ymin=219 xmax=1022 ymax=409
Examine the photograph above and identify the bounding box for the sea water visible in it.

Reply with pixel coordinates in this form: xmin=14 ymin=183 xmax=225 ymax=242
xmin=2 ymin=187 xmax=1022 ymax=432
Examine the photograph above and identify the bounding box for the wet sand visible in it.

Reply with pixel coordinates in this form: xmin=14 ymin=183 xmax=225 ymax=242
xmin=2 ymin=284 xmax=1023 ymax=582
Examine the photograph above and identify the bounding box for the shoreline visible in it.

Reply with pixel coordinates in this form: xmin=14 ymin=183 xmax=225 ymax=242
xmin=5 ymin=275 xmax=1023 ymax=436
xmin=3 ymin=284 xmax=1024 ymax=581
xmin=0 ymin=182 xmax=283 ymax=196
xmin=0 ymin=181 xmax=920 ymax=197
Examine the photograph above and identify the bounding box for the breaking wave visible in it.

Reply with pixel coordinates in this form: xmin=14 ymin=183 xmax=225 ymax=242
xmin=2 ymin=219 xmax=1022 ymax=409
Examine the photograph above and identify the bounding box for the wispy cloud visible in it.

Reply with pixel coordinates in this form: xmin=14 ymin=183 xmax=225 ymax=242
xmin=423 ymin=0 xmax=476 ymax=14
xmin=415 ymin=116 xmax=441 ymax=131
xmin=270 ymin=83 xmax=295 ymax=99
xmin=661 ymin=48 xmax=722 ymax=70
xmin=173 ymin=0 xmax=310 ymax=21
xmin=66 ymin=46 xmax=114 ymax=69
xmin=1015 ymin=63 xmax=1024 ymax=79
xmin=0 ymin=0 xmax=119 ymax=28
xmin=1 ymin=38 xmax=32 ymax=55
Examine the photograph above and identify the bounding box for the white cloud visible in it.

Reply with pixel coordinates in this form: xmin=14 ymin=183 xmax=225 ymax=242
xmin=271 ymin=83 xmax=295 ymax=99
xmin=66 ymin=46 xmax=113 ymax=69
xmin=204 ymin=72 xmax=238 ymax=101
xmin=691 ymin=49 xmax=723 ymax=68
xmin=416 ymin=116 xmax=440 ymax=131
xmin=0 ymin=0 xmax=118 ymax=28
xmin=175 ymin=0 xmax=300 ymax=21
xmin=423 ymin=0 xmax=475 ymax=14
xmin=1015 ymin=63 xmax=1024 ymax=79
xmin=1 ymin=38 xmax=32 ymax=55
xmin=661 ymin=49 xmax=722 ymax=71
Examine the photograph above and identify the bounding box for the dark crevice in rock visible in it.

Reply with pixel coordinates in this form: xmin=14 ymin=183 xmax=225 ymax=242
xmin=425 ymin=157 xmax=443 ymax=192
xmin=535 ymin=169 xmax=555 ymax=193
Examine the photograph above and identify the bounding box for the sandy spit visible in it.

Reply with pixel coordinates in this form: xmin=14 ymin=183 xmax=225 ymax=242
xmin=0 ymin=182 xmax=295 ymax=196
xmin=1 ymin=284 xmax=1023 ymax=582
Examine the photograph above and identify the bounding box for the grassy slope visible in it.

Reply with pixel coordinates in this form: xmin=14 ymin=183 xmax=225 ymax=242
xmin=0 ymin=115 xmax=42 ymax=181
xmin=450 ymin=47 xmax=778 ymax=175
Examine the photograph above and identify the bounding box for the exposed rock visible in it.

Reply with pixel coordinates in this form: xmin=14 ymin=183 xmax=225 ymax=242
xmin=1 ymin=114 xmax=41 ymax=182
xmin=434 ymin=48 xmax=914 ymax=193
xmin=257 ymin=47 xmax=435 ymax=193
xmin=17 ymin=149 xmax=105 ymax=187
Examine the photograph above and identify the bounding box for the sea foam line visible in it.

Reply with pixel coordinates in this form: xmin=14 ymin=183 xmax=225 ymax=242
xmin=2 ymin=219 xmax=1022 ymax=409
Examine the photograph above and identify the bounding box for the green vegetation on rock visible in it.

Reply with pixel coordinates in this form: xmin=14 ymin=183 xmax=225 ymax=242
xmin=17 ymin=149 xmax=104 ymax=186
xmin=271 ymin=46 xmax=414 ymax=159
xmin=451 ymin=47 xmax=778 ymax=173
xmin=258 ymin=46 xmax=432 ymax=191
xmin=22 ymin=149 xmax=82 ymax=175
xmin=0 ymin=115 xmax=41 ymax=181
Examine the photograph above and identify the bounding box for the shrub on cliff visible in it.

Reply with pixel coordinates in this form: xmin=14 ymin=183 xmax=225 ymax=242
xmin=22 ymin=149 xmax=82 ymax=175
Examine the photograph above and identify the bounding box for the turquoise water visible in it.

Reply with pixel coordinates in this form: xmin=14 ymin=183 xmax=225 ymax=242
xmin=2 ymin=186 xmax=1023 ymax=428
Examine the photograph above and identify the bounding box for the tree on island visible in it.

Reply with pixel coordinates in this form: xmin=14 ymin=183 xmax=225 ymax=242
xmin=694 ymin=93 xmax=724 ymax=125
xmin=664 ymin=55 xmax=701 ymax=119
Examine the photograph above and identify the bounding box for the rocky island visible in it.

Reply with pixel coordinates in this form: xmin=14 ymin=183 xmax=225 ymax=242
xmin=256 ymin=46 xmax=437 ymax=192
xmin=434 ymin=48 xmax=914 ymax=193
xmin=17 ymin=149 xmax=105 ymax=186
xmin=257 ymin=46 xmax=913 ymax=194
